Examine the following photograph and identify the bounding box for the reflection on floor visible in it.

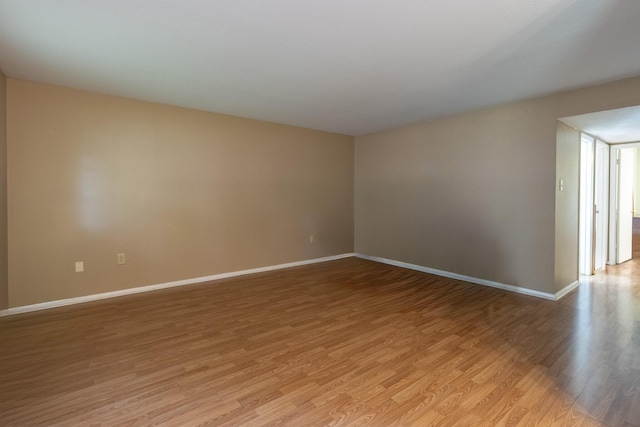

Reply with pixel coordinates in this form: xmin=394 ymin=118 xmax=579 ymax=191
xmin=634 ymin=217 xmax=640 ymax=259
xmin=1 ymin=256 xmax=639 ymax=425
xmin=575 ymin=218 xmax=640 ymax=426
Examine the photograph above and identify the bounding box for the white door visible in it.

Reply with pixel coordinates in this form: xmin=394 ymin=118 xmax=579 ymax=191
xmin=579 ymin=134 xmax=595 ymax=275
xmin=617 ymin=148 xmax=635 ymax=264
xmin=594 ymin=141 xmax=609 ymax=271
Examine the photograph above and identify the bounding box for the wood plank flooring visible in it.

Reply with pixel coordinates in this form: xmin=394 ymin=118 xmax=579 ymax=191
xmin=1 ymin=256 xmax=640 ymax=426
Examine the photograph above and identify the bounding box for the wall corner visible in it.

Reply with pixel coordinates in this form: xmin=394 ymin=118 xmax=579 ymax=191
xmin=0 ymin=70 xmax=8 ymax=309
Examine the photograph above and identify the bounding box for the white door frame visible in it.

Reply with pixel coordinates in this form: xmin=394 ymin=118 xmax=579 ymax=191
xmin=609 ymin=142 xmax=640 ymax=265
xmin=594 ymin=140 xmax=609 ymax=271
xmin=579 ymin=134 xmax=595 ymax=275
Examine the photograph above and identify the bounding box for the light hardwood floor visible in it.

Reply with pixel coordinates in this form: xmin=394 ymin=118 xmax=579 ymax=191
xmin=1 ymin=256 xmax=639 ymax=426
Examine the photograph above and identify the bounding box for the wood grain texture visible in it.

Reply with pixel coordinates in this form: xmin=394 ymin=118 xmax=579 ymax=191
xmin=1 ymin=254 xmax=639 ymax=426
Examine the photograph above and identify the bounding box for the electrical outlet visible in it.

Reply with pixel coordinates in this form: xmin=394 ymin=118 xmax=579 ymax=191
xmin=309 ymin=234 xmax=315 ymax=243
xmin=75 ymin=261 xmax=84 ymax=272
xmin=117 ymin=253 xmax=126 ymax=265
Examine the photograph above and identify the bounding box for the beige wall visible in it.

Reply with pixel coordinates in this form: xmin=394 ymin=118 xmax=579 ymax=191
xmin=355 ymin=98 xmax=558 ymax=293
xmin=0 ymin=70 xmax=7 ymax=309
xmin=7 ymin=74 xmax=640 ymax=307
xmin=356 ymin=75 xmax=640 ymax=295
xmin=555 ymin=122 xmax=580 ymax=288
xmin=7 ymin=79 xmax=354 ymax=307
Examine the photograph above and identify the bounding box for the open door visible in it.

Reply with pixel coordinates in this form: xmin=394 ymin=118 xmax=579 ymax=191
xmin=617 ymin=147 xmax=635 ymax=264
xmin=594 ymin=140 xmax=609 ymax=271
xmin=579 ymin=134 xmax=595 ymax=275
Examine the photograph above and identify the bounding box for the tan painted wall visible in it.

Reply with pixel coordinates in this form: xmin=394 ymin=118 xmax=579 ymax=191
xmin=356 ymin=75 xmax=640 ymax=295
xmin=6 ymin=79 xmax=354 ymax=307
xmin=555 ymin=122 xmax=580 ymax=288
xmin=7 ymin=74 xmax=640 ymax=306
xmin=0 ymin=70 xmax=7 ymax=309
xmin=355 ymin=98 xmax=558 ymax=293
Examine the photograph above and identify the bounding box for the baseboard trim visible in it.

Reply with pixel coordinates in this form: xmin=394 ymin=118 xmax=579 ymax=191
xmin=0 ymin=252 xmax=580 ymax=316
xmin=356 ymin=254 xmax=572 ymax=301
xmin=554 ymin=280 xmax=580 ymax=300
xmin=0 ymin=253 xmax=356 ymax=317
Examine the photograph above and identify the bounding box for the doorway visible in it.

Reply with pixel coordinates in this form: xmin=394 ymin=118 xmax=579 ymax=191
xmin=614 ymin=146 xmax=636 ymax=265
xmin=578 ymin=134 xmax=610 ymax=275
xmin=559 ymin=105 xmax=640 ymax=283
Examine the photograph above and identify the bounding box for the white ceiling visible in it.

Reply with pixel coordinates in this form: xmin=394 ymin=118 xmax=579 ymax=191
xmin=1 ymin=0 xmax=640 ymax=136
xmin=561 ymin=106 xmax=640 ymax=144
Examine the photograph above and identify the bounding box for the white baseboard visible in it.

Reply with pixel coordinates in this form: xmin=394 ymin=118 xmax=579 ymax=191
xmin=356 ymin=254 xmax=578 ymax=301
xmin=0 ymin=253 xmax=356 ymax=317
xmin=554 ymin=280 xmax=580 ymax=300
xmin=0 ymin=252 xmax=580 ymax=316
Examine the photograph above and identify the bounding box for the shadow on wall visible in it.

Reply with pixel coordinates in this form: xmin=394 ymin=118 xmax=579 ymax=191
xmin=423 ymin=191 xmax=518 ymax=288
xmin=364 ymin=160 xmax=520 ymax=289
xmin=430 ymin=0 xmax=632 ymax=116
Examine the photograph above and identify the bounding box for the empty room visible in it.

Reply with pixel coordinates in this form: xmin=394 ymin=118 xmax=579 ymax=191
xmin=2 ymin=1 xmax=640 ymax=426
